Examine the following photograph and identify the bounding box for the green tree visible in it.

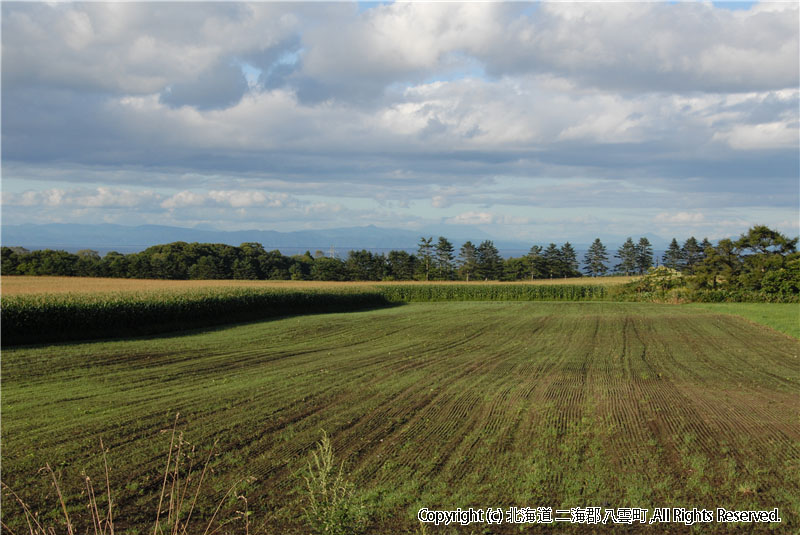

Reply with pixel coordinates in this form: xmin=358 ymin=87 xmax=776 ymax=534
xmin=734 ymin=225 xmax=798 ymax=290
xmin=542 ymin=243 xmax=561 ymax=278
xmin=693 ymin=238 xmax=739 ymax=290
xmin=311 ymin=257 xmax=346 ymax=281
xmin=434 ymin=237 xmax=455 ymax=280
xmin=259 ymin=250 xmax=292 ymax=280
xmin=232 ymin=258 xmax=259 ymax=279
xmin=75 ymin=249 xmax=101 ymax=277
xmin=635 ymin=237 xmax=653 ymax=275
xmin=458 ymin=241 xmax=478 ymax=281
xmin=682 ymin=237 xmax=703 ymax=274
xmin=39 ymin=250 xmax=78 ymax=276
xmin=188 ymin=256 xmax=223 ymax=279
xmin=345 ymin=250 xmax=384 ymax=281
xmin=417 ymin=237 xmax=434 ymax=281
xmin=1 ymin=247 xmax=27 ymax=275
xmin=476 ymin=240 xmax=502 ymax=280
xmin=386 ymin=250 xmax=417 ymax=280
xmin=560 ymin=242 xmax=580 ymax=277
xmin=700 ymin=238 xmax=713 ymax=260
xmin=662 ymin=238 xmax=684 ymax=271
xmin=527 ymin=245 xmax=545 ymax=280
xmin=502 ymin=256 xmax=529 ymax=281
xmin=583 ymin=238 xmax=609 ymax=277
xmin=615 ymin=238 xmax=637 ymax=275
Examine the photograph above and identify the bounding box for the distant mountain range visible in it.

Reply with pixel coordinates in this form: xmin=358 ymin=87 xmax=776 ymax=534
xmin=1 ymin=222 xmax=672 ymax=256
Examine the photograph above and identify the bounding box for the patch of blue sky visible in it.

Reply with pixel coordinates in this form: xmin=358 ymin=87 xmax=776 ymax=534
xmin=239 ymin=62 xmax=262 ymax=88
xmin=357 ymin=1 xmax=392 ymax=14
xmin=711 ymin=1 xmax=758 ymax=11
xmin=424 ymin=56 xmax=487 ymax=85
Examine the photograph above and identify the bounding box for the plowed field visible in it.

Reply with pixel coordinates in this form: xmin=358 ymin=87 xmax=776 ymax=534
xmin=2 ymin=302 xmax=798 ymax=533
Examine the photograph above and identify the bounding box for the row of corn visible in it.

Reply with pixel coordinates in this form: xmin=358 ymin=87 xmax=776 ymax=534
xmin=2 ymin=284 xmax=607 ymax=346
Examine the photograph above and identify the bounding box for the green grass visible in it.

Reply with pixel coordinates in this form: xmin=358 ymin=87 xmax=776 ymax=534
xmin=686 ymin=302 xmax=799 ymax=339
xmin=3 ymin=302 xmax=799 ymax=534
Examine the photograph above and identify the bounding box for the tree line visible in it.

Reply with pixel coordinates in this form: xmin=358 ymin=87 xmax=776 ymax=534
xmin=1 ymin=226 xmax=796 ymax=291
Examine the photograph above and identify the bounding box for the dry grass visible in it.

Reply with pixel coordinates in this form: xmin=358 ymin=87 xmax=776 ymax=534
xmin=0 ymin=415 xmax=253 ymax=535
xmin=1 ymin=275 xmax=636 ymax=296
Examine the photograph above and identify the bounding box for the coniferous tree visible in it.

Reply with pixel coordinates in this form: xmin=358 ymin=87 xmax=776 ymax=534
xmin=583 ymin=238 xmax=609 ymax=277
xmin=694 ymin=238 xmax=739 ymax=290
xmin=527 ymin=245 xmax=545 ymax=280
xmin=386 ymin=250 xmax=417 ymax=280
xmin=476 ymin=240 xmax=502 ymax=280
xmin=458 ymin=241 xmax=478 ymax=281
xmin=560 ymin=242 xmax=580 ymax=277
xmin=700 ymin=237 xmax=713 ymax=256
xmin=734 ymin=225 xmax=798 ymax=290
xmin=502 ymin=257 xmax=529 ymax=281
xmin=662 ymin=238 xmax=684 ymax=271
xmin=434 ymin=236 xmax=455 ymax=280
xmin=417 ymin=236 xmax=434 ymax=281
xmin=615 ymin=238 xmax=637 ymax=275
xmin=682 ymin=237 xmax=703 ymax=274
xmin=635 ymin=237 xmax=654 ymax=274
xmin=542 ymin=243 xmax=561 ymax=278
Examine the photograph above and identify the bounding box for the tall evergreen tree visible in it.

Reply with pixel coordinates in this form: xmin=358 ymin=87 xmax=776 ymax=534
xmin=560 ymin=242 xmax=580 ymax=277
xmin=615 ymin=237 xmax=637 ymax=275
xmin=682 ymin=236 xmax=703 ymax=274
xmin=635 ymin=237 xmax=653 ymax=274
xmin=583 ymin=238 xmax=609 ymax=277
xmin=476 ymin=240 xmax=502 ymax=280
xmin=417 ymin=236 xmax=434 ymax=281
xmin=434 ymin=236 xmax=455 ymax=280
xmin=542 ymin=243 xmax=561 ymax=278
xmin=662 ymin=238 xmax=684 ymax=271
xmin=527 ymin=245 xmax=545 ymax=280
xmin=458 ymin=241 xmax=478 ymax=281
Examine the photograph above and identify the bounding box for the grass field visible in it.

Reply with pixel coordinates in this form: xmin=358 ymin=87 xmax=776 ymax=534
xmin=687 ymin=303 xmax=800 ymax=340
xmin=0 ymin=275 xmax=637 ymax=296
xmin=3 ymin=302 xmax=798 ymax=534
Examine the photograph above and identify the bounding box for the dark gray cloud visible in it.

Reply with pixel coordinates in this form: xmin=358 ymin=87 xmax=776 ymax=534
xmin=160 ymin=60 xmax=248 ymax=110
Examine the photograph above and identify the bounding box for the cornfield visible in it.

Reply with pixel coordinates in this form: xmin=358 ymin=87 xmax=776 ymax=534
xmin=2 ymin=284 xmax=608 ymax=346
xmin=377 ymin=284 xmax=608 ymax=302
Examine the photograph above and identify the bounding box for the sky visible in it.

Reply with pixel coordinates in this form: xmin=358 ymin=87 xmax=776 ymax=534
xmin=2 ymin=1 xmax=798 ymax=244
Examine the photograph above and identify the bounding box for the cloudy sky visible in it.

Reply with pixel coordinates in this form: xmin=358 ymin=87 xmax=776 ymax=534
xmin=2 ymin=1 xmax=798 ymax=243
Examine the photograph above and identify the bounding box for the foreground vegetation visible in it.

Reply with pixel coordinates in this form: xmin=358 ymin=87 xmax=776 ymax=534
xmin=3 ymin=302 xmax=798 ymax=533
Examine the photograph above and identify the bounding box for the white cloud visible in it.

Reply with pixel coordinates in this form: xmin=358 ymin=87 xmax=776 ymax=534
xmin=161 ymin=190 xmax=292 ymax=209
xmin=655 ymin=212 xmax=705 ymax=224
xmin=447 ymin=211 xmax=495 ymax=225
xmin=714 ymin=121 xmax=798 ymax=151
xmin=3 ymin=187 xmax=159 ymax=208
xmin=161 ymin=191 xmax=206 ymax=209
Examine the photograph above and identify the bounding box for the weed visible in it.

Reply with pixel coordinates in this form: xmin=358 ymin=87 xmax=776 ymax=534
xmin=302 ymin=431 xmax=367 ymax=535
xmin=1 ymin=415 xmax=253 ymax=535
